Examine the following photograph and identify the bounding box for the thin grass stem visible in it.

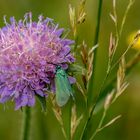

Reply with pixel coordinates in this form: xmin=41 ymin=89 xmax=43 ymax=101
xmin=80 ymin=0 xmax=103 ymax=139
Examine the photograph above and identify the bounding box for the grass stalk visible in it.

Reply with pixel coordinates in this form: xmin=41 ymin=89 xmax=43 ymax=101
xmin=80 ymin=0 xmax=103 ymax=139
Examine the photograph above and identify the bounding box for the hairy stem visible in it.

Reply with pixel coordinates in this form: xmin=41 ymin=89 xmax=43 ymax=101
xmin=21 ymin=107 xmax=31 ymax=140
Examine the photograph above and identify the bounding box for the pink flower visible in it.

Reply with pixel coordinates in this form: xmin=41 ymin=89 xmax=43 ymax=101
xmin=0 ymin=13 xmax=75 ymax=109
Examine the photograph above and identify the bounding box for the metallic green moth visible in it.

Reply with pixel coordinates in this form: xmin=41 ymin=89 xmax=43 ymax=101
xmin=55 ymin=66 xmax=74 ymax=107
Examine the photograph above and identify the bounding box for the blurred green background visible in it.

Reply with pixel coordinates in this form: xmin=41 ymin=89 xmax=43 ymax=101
xmin=0 ymin=0 xmax=140 ymax=140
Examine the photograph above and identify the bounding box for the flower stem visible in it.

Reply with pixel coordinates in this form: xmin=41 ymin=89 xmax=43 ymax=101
xmin=21 ymin=107 xmax=31 ymax=140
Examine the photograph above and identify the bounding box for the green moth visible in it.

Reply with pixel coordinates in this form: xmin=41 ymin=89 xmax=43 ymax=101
xmin=55 ymin=66 xmax=74 ymax=107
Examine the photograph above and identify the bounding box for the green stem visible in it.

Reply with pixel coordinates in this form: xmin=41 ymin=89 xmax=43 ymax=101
xmin=87 ymin=0 xmax=103 ymax=106
xmin=81 ymin=0 xmax=103 ymax=139
xmin=21 ymin=107 xmax=31 ymax=140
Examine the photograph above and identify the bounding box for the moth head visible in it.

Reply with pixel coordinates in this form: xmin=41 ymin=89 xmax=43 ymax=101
xmin=56 ymin=65 xmax=61 ymax=72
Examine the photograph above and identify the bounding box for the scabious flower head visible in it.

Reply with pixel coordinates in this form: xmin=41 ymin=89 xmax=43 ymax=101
xmin=0 ymin=13 xmax=75 ymax=110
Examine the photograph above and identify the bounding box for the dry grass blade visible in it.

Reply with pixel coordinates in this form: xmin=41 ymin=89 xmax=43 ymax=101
xmin=104 ymin=90 xmax=115 ymax=110
xmin=49 ymin=95 xmax=67 ymax=139
xmin=117 ymin=56 xmax=126 ymax=92
xmin=69 ymin=4 xmax=77 ymax=37
xmin=98 ymin=115 xmax=121 ymax=132
xmin=77 ymin=0 xmax=86 ymax=24
xmin=110 ymin=13 xmax=117 ymax=24
xmin=88 ymin=44 xmax=98 ymax=57
xmin=71 ymin=105 xmax=83 ymax=139
xmin=109 ymin=33 xmax=115 ymax=57
xmin=80 ymin=41 xmax=88 ymax=66
xmin=76 ymin=82 xmax=86 ymax=100
xmin=87 ymin=53 xmax=94 ymax=81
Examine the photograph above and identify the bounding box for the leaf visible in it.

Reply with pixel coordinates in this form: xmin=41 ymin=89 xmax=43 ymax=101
xmin=36 ymin=94 xmax=47 ymax=112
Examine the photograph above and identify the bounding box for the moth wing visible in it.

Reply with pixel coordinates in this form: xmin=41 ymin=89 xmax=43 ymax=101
xmin=64 ymin=74 xmax=74 ymax=98
xmin=55 ymin=73 xmax=71 ymax=107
